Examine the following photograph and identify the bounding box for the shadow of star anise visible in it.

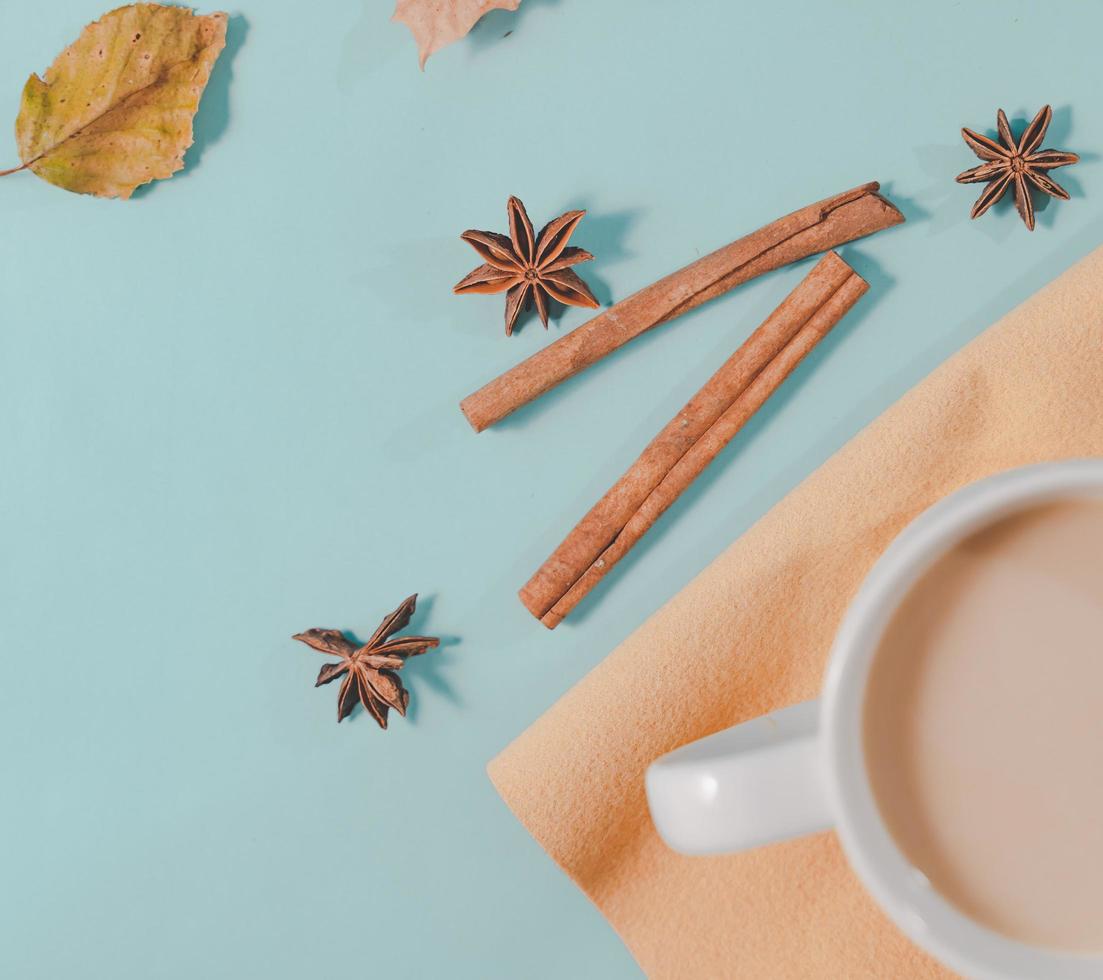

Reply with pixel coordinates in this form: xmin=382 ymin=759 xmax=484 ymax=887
xmin=453 ymin=196 xmax=601 ymax=336
xmin=293 ymin=594 xmax=439 ymax=728
xmin=956 ymin=105 xmax=1079 ymax=231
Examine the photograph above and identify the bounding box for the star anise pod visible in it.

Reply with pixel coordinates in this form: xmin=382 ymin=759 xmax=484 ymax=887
xmin=454 ymin=196 xmax=600 ymax=336
xmin=956 ymin=105 xmax=1079 ymax=231
xmin=293 ymin=594 xmax=439 ymax=728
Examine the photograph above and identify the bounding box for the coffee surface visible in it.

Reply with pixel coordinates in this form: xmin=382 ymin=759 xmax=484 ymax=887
xmin=864 ymin=498 xmax=1103 ymax=951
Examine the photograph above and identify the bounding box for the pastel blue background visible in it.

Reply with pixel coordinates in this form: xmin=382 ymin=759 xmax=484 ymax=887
xmin=2 ymin=2 xmax=1100 ymax=977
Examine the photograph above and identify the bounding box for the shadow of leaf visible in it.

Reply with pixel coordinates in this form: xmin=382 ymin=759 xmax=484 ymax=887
xmin=339 ymin=0 xmax=409 ymax=88
xmin=188 ymin=13 xmax=246 ymax=172
xmin=466 ymin=0 xmax=564 ymax=53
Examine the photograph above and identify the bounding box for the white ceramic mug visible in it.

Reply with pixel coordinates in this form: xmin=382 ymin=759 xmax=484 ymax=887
xmin=645 ymin=460 xmax=1103 ymax=980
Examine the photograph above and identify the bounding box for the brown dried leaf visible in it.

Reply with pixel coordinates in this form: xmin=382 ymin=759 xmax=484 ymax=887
xmin=392 ymin=0 xmax=520 ymax=69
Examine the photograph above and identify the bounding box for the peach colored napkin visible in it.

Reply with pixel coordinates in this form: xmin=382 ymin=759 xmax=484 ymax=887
xmin=489 ymin=245 xmax=1103 ymax=979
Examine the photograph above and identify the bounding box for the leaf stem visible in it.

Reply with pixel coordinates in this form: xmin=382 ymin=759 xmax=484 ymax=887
xmin=0 ymin=162 xmax=29 ymax=177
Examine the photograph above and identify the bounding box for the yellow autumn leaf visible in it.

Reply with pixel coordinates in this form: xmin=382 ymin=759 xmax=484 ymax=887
xmin=392 ymin=0 xmax=520 ymax=69
xmin=5 ymin=4 xmax=226 ymax=199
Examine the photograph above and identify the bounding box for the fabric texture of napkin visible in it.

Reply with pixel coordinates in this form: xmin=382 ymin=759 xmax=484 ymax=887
xmin=488 ymin=245 xmax=1103 ymax=979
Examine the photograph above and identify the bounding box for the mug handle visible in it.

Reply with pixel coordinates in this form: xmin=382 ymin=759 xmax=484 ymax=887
xmin=645 ymin=700 xmax=832 ymax=855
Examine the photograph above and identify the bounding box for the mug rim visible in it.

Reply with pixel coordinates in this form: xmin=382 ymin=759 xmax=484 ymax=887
xmin=821 ymin=459 xmax=1103 ymax=980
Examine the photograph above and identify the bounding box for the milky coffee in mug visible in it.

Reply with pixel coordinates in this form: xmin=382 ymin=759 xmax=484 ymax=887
xmin=863 ymin=498 xmax=1103 ymax=951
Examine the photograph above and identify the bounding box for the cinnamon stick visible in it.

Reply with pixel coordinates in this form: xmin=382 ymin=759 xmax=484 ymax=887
xmin=460 ymin=182 xmax=901 ymax=432
xmin=519 ymin=252 xmax=868 ymax=628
